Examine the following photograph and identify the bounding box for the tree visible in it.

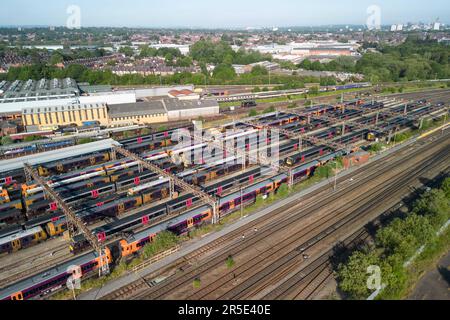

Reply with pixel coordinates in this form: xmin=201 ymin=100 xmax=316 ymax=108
xmin=413 ymin=189 xmax=449 ymax=228
xmin=142 ymin=231 xmax=179 ymax=259
xmin=1 ymin=136 xmax=13 ymax=145
xmin=176 ymin=56 xmax=193 ymax=67
xmin=213 ymin=63 xmax=236 ymax=81
xmin=308 ymin=86 xmax=319 ymax=95
xmin=441 ymin=178 xmax=450 ymax=199
xmin=298 ymin=59 xmax=312 ymax=70
xmin=375 ymin=214 xmax=434 ymax=260
xmin=138 ymin=45 xmax=157 ymax=58
xmin=50 ymin=52 xmax=64 ymax=65
xmin=251 ymin=65 xmax=268 ymax=76
xmin=119 ymin=46 xmax=134 ymax=57
xmin=277 ymin=183 xmax=289 ymax=198
xmin=337 ymin=249 xmax=384 ymax=300
xmin=23 ymin=135 xmax=41 ymax=142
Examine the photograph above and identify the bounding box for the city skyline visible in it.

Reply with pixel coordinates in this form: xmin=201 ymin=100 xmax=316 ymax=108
xmin=1 ymin=0 xmax=449 ymax=29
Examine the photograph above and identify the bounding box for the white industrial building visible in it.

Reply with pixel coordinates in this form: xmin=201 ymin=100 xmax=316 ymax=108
xmin=163 ymin=99 xmax=219 ymax=121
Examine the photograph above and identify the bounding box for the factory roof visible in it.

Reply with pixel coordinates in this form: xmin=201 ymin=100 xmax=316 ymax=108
xmin=0 ymin=78 xmax=79 ymax=102
xmin=22 ymin=102 xmax=107 ymax=115
xmin=108 ymin=99 xmax=219 ymax=117
xmin=0 ymin=139 xmax=121 ymax=173
xmin=108 ymin=101 xmax=166 ymax=118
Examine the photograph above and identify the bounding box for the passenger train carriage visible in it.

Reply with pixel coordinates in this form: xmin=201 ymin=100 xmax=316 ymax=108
xmin=0 ymin=249 xmax=112 ymax=300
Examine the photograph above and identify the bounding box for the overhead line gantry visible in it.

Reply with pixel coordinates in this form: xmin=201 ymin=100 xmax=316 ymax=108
xmin=23 ymin=163 xmax=110 ymax=276
xmin=113 ymin=146 xmax=220 ymax=224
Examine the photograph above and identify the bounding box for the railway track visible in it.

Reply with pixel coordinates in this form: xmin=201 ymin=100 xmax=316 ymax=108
xmin=261 ymin=153 xmax=448 ymax=300
xmin=101 ymin=126 xmax=449 ymax=300
xmin=185 ymin=146 xmax=449 ymax=300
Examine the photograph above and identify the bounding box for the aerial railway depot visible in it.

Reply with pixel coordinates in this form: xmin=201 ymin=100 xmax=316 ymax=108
xmin=0 ymin=88 xmax=448 ymax=301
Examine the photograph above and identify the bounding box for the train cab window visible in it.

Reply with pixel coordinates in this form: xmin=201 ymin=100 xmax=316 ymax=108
xmin=12 ymin=292 xmax=24 ymax=300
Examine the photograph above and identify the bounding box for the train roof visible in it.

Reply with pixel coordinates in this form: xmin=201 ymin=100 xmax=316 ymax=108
xmin=0 ymin=250 xmax=101 ymax=300
xmin=0 ymin=226 xmax=43 ymax=246
xmin=0 ymin=208 xmax=21 ymax=219
xmin=219 ymin=176 xmax=274 ymax=205
xmin=0 ymin=139 xmax=121 ymax=173
xmin=318 ymin=151 xmax=346 ymax=163
xmin=0 ymin=199 xmax=21 ymax=210
xmin=128 ymin=205 xmax=210 ymax=243
xmin=0 ymin=224 xmax=23 ymax=238
xmin=292 ymin=160 xmax=320 ymax=174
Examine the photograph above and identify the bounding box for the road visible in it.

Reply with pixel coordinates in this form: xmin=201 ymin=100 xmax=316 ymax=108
xmin=408 ymin=250 xmax=450 ymax=300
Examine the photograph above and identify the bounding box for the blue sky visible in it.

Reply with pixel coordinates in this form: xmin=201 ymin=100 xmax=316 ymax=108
xmin=1 ymin=0 xmax=449 ymax=28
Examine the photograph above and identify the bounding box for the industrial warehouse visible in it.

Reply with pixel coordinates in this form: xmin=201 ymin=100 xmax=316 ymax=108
xmin=0 ymin=78 xmax=219 ymax=130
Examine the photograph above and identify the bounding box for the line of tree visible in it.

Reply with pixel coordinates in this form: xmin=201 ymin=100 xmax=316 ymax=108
xmin=337 ymin=178 xmax=450 ymax=299
xmin=0 ymin=61 xmax=338 ymax=88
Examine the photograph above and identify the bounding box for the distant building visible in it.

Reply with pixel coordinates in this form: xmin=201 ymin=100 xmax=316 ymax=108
xmin=109 ymin=99 xmax=219 ymax=124
xmin=232 ymin=65 xmax=247 ymax=75
xmin=108 ymin=101 xmax=168 ymax=125
xmin=22 ymin=102 xmax=109 ymax=130
xmin=168 ymin=89 xmax=200 ymax=100
xmin=163 ymin=99 xmax=219 ymax=121
xmin=247 ymin=61 xmax=280 ymax=72
xmin=148 ymin=44 xmax=190 ymax=55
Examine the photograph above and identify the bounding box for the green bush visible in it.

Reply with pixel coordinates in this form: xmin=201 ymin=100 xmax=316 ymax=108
xmin=193 ymin=278 xmax=201 ymax=289
xmin=277 ymin=183 xmax=290 ymax=198
xmin=226 ymin=256 xmax=235 ymax=269
xmin=142 ymin=231 xmax=179 ymax=259
xmin=248 ymin=109 xmax=258 ymax=117
xmin=77 ymin=138 xmax=93 ymax=145
xmin=0 ymin=136 xmax=13 ymax=145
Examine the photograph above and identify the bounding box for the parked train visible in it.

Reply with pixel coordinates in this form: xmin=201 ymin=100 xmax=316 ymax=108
xmin=0 ymin=150 xmax=341 ymax=300
xmin=0 ymin=248 xmax=112 ymax=300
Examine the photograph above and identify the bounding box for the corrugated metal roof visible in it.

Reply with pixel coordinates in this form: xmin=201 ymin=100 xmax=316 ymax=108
xmin=0 ymin=139 xmax=121 ymax=173
xmin=108 ymin=101 xmax=166 ymax=117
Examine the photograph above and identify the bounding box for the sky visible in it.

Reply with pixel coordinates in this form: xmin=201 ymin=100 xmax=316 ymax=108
xmin=1 ymin=0 xmax=449 ymax=28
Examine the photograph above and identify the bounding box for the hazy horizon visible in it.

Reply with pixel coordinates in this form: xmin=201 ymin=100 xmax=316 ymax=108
xmin=1 ymin=0 xmax=449 ymax=29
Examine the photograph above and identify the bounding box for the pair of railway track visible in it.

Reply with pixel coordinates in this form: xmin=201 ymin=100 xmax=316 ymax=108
xmin=100 ymin=126 xmax=449 ymax=300
xmin=179 ymin=144 xmax=449 ymax=300
xmin=261 ymin=150 xmax=449 ymax=300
